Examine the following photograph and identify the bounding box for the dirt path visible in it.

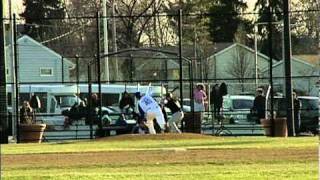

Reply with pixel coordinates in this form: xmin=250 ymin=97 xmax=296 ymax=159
xmin=3 ymin=147 xmax=316 ymax=168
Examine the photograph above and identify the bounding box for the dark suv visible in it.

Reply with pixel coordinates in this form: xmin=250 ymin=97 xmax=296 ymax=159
xmin=273 ymin=96 xmax=319 ymax=134
xmin=298 ymin=96 xmax=319 ymax=133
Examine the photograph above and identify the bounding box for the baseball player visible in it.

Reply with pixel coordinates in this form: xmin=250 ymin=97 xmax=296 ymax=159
xmin=135 ymin=92 xmax=166 ymax=134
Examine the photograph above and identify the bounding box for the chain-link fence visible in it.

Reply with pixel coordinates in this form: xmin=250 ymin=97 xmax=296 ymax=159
xmin=1 ymin=1 xmax=319 ymax=142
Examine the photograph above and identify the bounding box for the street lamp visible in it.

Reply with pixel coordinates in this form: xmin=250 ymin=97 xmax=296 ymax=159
xmin=253 ymin=21 xmax=282 ymax=88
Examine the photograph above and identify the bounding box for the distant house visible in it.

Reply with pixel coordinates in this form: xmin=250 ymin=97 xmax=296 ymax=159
xmin=135 ymin=43 xmax=232 ymax=79
xmin=133 ymin=43 xmax=277 ymax=95
xmin=136 ymin=52 xmax=181 ymax=81
xmin=6 ymin=35 xmax=74 ymax=83
xmin=206 ymin=43 xmax=274 ymax=94
xmin=261 ymin=58 xmax=318 ymax=94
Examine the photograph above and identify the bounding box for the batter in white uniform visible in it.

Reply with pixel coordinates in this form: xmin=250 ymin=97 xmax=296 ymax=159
xmin=136 ymin=92 xmax=166 ymax=134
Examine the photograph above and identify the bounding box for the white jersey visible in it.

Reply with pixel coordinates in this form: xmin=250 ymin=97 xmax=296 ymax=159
xmin=138 ymin=94 xmax=160 ymax=113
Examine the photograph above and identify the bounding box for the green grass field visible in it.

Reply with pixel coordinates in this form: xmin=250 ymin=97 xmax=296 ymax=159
xmin=1 ymin=134 xmax=318 ymax=179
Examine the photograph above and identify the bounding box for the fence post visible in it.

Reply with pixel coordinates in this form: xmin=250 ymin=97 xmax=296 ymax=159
xmin=283 ymin=0 xmax=295 ymax=136
xmin=178 ymin=9 xmax=184 ymax=132
xmin=96 ymin=12 xmax=103 ymax=136
xmin=0 ymin=0 xmax=8 ymax=143
xmin=88 ymin=65 xmax=93 ymax=139
xmin=267 ymin=4 xmax=275 ymax=137
xmin=13 ymin=14 xmax=20 ymax=143
xmin=61 ymin=56 xmax=64 ymax=83
xmin=76 ymin=55 xmax=79 ymax=96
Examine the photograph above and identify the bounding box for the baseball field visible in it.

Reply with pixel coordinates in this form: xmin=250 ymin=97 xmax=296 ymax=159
xmin=1 ymin=133 xmax=318 ymax=179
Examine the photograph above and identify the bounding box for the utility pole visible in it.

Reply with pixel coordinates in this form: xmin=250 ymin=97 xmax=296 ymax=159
xmin=103 ymin=0 xmax=109 ymax=83
xmin=111 ymin=0 xmax=118 ymax=80
xmin=9 ymin=0 xmax=17 ymax=139
xmin=178 ymin=9 xmax=183 ymax=107
xmin=0 ymin=0 xmax=9 ymax=143
xmin=254 ymin=24 xmax=258 ymax=88
xmin=283 ymin=0 xmax=295 ymax=136
xmin=96 ymin=12 xmax=103 ymax=136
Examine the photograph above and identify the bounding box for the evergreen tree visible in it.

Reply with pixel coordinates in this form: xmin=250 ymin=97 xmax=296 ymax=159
xmin=291 ymin=0 xmax=320 ymax=54
xmin=207 ymin=0 xmax=248 ymax=43
xmin=165 ymin=0 xmax=212 ymax=45
xmin=20 ymin=0 xmax=66 ymax=40
xmin=254 ymin=0 xmax=283 ymax=60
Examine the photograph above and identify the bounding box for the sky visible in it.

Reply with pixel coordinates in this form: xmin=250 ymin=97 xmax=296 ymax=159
xmin=245 ymin=0 xmax=258 ymax=12
xmin=7 ymin=0 xmax=259 ymax=17
xmin=3 ymin=0 xmax=24 ymax=18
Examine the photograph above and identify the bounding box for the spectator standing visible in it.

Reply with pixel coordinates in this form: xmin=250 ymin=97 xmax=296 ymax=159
xmin=90 ymin=93 xmax=99 ymax=108
xmin=293 ymin=92 xmax=301 ymax=135
xmin=210 ymin=84 xmax=222 ymax=118
xmin=29 ymin=94 xmax=41 ymax=121
xmin=164 ymin=93 xmax=184 ymax=133
xmin=252 ymin=88 xmax=266 ymax=123
xmin=219 ymin=82 xmax=228 ymax=97
xmin=193 ymin=84 xmax=207 ymax=112
xmin=88 ymin=93 xmax=99 ymax=124
xmin=20 ymin=101 xmax=33 ymax=124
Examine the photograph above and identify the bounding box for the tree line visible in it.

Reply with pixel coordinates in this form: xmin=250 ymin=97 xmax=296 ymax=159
xmin=19 ymin=0 xmax=319 ymax=81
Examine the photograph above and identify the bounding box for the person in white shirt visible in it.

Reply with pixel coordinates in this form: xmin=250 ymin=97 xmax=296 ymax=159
xmin=135 ymin=92 xmax=166 ymax=134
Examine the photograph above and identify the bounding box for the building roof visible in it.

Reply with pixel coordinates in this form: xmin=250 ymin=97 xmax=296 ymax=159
xmin=207 ymin=43 xmax=274 ymax=62
xmin=16 ymin=35 xmax=75 ymax=68
xmin=293 ymin=54 xmax=319 ymax=67
xmin=260 ymin=56 xmax=316 ymax=73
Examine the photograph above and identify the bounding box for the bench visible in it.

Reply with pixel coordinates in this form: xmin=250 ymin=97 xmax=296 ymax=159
xmin=101 ymin=125 xmax=128 ymax=136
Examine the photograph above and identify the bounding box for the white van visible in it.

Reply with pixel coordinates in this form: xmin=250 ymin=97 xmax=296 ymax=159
xmin=7 ymin=84 xmax=81 ymax=125
xmin=78 ymin=83 xmax=166 ymax=108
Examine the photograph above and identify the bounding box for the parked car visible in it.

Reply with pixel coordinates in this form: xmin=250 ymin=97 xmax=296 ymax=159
xmin=273 ymin=96 xmax=319 ymax=134
xmin=297 ymin=96 xmax=319 ymax=133
xmin=222 ymin=95 xmax=255 ymax=124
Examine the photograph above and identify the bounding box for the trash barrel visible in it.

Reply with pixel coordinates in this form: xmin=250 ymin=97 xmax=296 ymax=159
xmin=260 ymin=118 xmax=287 ymax=137
xmin=19 ymin=124 xmax=46 ymax=143
xmin=183 ymin=112 xmax=202 ymax=133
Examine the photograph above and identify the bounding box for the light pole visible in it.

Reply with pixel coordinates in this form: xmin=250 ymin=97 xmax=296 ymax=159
xmin=253 ymin=21 xmax=282 ymax=88
xmin=103 ymin=0 xmax=109 ymax=83
xmin=254 ymin=24 xmax=258 ymax=88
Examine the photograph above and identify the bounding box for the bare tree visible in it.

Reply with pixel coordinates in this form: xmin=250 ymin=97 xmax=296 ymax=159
xmin=115 ymin=0 xmax=167 ymax=80
xmin=226 ymin=46 xmax=253 ymax=92
xmin=115 ymin=0 xmax=161 ymax=48
xmin=141 ymin=0 xmax=178 ymax=47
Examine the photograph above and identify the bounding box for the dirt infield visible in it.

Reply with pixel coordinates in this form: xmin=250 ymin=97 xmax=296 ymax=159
xmin=95 ymin=133 xmax=214 ymax=141
xmin=4 ymin=148 xmax=316 ymax=168
xmin=3 ymin=134 xmax=317 ymax=169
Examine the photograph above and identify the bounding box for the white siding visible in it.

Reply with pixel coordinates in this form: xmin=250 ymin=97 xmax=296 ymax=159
xmin=262 ymin=59 xmax=317 ymax=93
xmin=5 ymin=36 xmax=73 ymax=83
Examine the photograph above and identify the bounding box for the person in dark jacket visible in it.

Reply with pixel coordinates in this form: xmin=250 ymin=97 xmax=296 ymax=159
xmin=119 ymin=91 xmax=135 ymax=119
xmin=210 ymin=84 xmax=222 ymax=118
xmin=252 ymin=88 xmax=266 ymax=123
xmin=164 ymin=93 xmax=183 ymax=133
xmin=293 ymin=92 xmax=301 ymax=135
xmin=219 ymin=82 xmax=228 ymax=97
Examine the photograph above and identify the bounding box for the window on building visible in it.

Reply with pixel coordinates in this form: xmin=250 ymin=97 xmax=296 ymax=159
xmin=40 ymin=68 xmax=53 ymax=76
